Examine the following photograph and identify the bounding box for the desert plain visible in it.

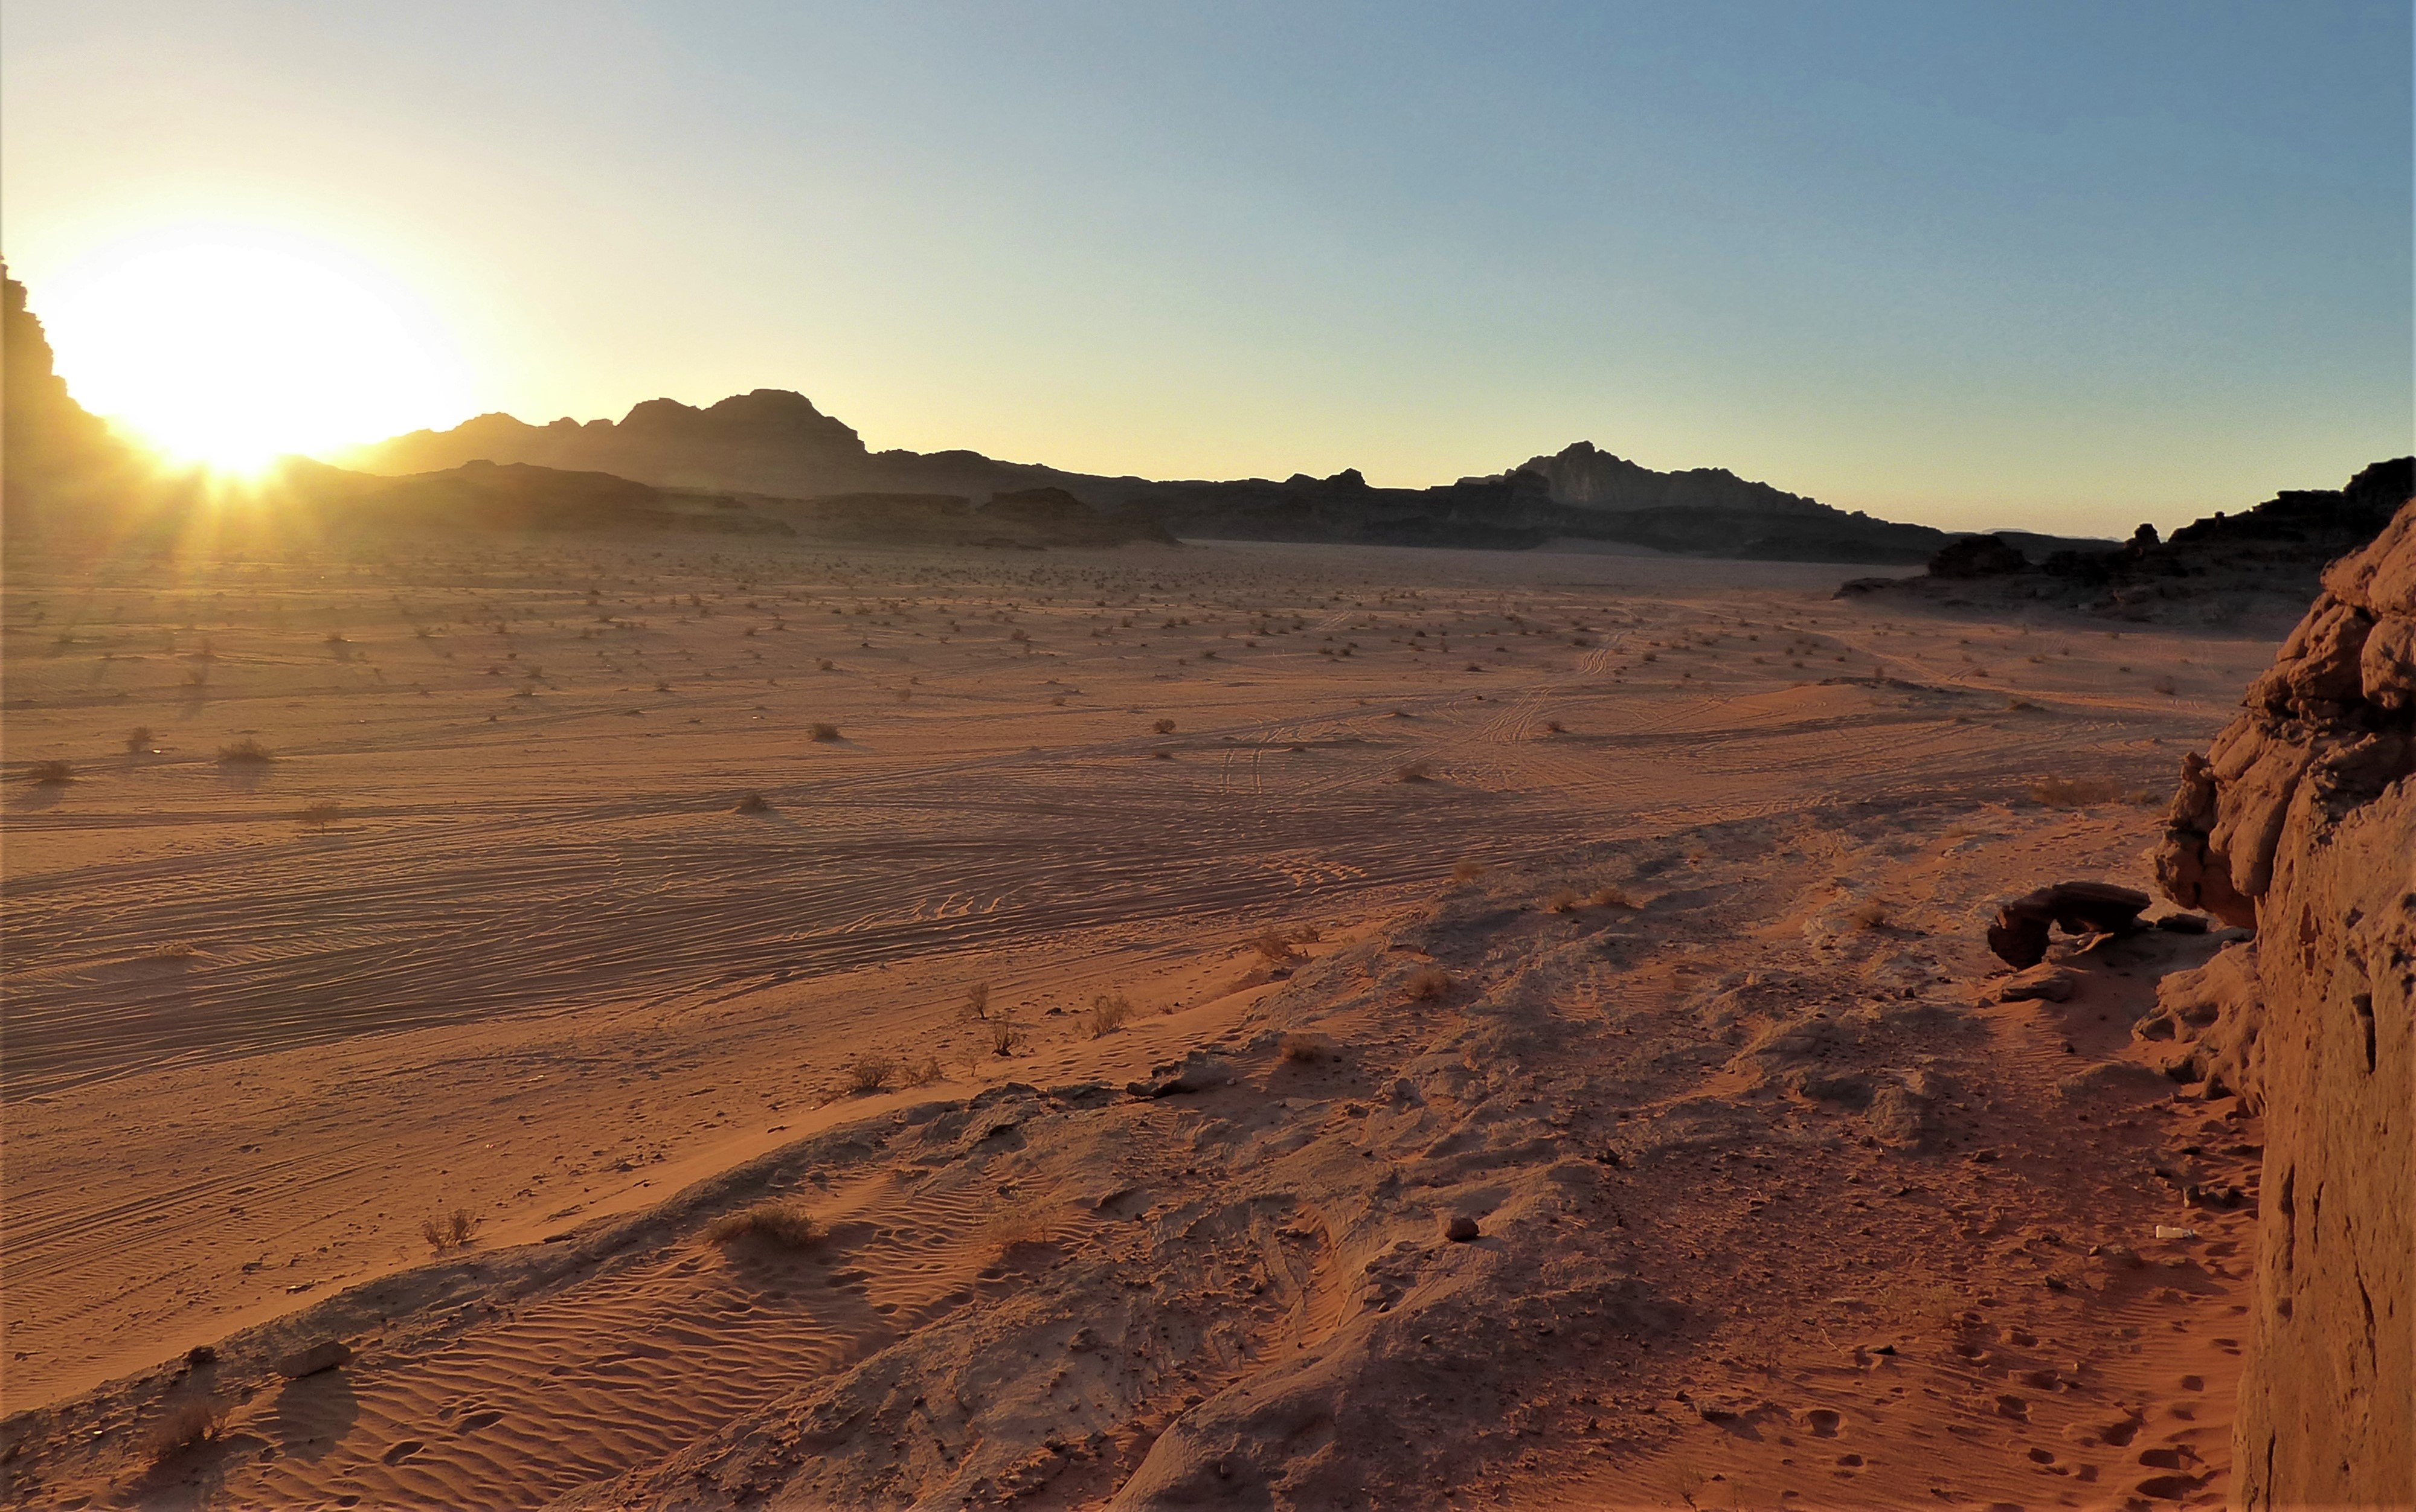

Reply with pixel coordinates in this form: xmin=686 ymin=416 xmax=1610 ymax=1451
xmin=2 ymin=531 xmax=2276 ymax=1508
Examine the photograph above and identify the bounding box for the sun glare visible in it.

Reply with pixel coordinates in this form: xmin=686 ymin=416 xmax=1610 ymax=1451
xmin=41 ymin=231 xmax=472 ymax=474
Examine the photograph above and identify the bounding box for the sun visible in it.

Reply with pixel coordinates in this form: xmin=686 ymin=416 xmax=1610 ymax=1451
xmin=39 ymin=231 xmax=472 ymax=474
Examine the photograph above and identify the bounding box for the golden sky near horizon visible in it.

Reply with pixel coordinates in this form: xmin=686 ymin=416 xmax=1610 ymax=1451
xmin=5 ymin=3 xmax=2409 ymax=532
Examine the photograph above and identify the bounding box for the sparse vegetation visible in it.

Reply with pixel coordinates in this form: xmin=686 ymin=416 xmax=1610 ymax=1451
xmin=1085 ymin=994 xmax=1134 ymax=1037
xmin=963 ymin=981 xmax=992 ymax=1020
xmin=27 ymin=760 xmax=72 ymax=784
xmin=732 ymin=791 xmax=771 ymax=814
xmin=1251 ymin=929 xmax=1304 ymax=964
xmin=2031 ymin=775 xmax=2124 ymax=807
xmin=419 ymin=1206 xmax=480 ymax=1252
xmin=1588 ymin=885 xmax=1640 ymax=910
xmin=845 ymin=1053 xmax=898 ymax=1094
xmin=217 ymin=739 xmax=272 ymax=766
xmin=1848 ymin=899 xmax=1891 ymax=929
xmin=298 ymin=800 xmax=342 ymax=831
xmin=1280 ymin=1032 xmax=1331 ymax=1064
xmin=1151 ymin=717 xmax=1175 ymax=734
xmin=808 ymin=722 xmax=841 ymax=742
xmin=145 ymin=1398 xmax=227 ymax=1462
xmin=988 ymin=1020 xmax=1029 ymax=1057
xmin=1404 ymin=966 xmax=1453 ymax=1001
xmin=1545 ymin=887 xmax=1581 ymax=913
xmin=904 ymin=1054 xmax=944 ymax=1086
xmin=125 ymin=725 xmax=154 ymax=754
xmin=1451 ymin=859 xmax=1488 ymax=883
xmin=706 ymin=1199 xmax=822 ymax=1249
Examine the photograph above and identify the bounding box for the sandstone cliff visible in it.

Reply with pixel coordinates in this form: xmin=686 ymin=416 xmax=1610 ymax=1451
xmin=2148 ymin=499 xmax=2413 ymax=1509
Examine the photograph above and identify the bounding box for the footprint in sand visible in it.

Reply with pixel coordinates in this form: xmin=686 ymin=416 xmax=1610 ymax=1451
xmin=381 ymin=1440 xmax=426 ymax=1465
xmin=455 ymin=1411 xmax=504 ymax=1434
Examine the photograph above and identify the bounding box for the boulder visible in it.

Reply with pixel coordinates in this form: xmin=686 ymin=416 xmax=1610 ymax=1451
xmin=272 ymin=1338 xmax=352 ymax=1379
xmin=1984 ymin=882 xmax=2151 ymax=967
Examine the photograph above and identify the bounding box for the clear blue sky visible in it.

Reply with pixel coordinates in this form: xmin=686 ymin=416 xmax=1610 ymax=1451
xmin=5 ymin=1 xmax=2409 ymax=532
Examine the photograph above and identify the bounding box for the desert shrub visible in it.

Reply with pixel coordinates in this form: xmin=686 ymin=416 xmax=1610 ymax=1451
xmin=124 ymin=725 xmax=153 ymax=754
xmin=1404 ymin=966 xmax=1453 ymax=1002
xmin=217 ymin=739 xmax=272 ymax=766
xmin=419 ymin=1206 xmax=480 ymax=1252
xmin=732 ymin=791 xmax=771 ymax=814
xmin=988 ymin=1021 xmax=1028 ymax=1057
xmin=1279 ymin=1033 xmax=1331 ymax=1064
xmin=1451 ymin=859 xmax=1488 ymax=883
xmin=145 ymin=1398 xmax=226 ymax=1462
xmin=1545 ymin=887 xmax=1581 ymax=913
xmin=298 ymin=801 xmax=341 ymax=831
xmin=2031 ymin=775 xmax=2123 ymax=807
xmin=1848 ymin=899 xmax=1890 ymax=929
xmin=1394 ymin=759 xmax=1432 ymax=782
xmin=1251 ymin=929 xmax=1304 ymax=964
xmin=808 ymin=722 xmax=841 ymax=742
xmin=1085 ymin=995 xmax=1134 ymax=1038
xmin=1149 ymin=748 xmax=1174 ymax=760
xmin=904 ymin=1054 xmax=944 ymax=1086
xmin=963 ymin=981 xmax=992 ymax=1020
xmin=143 ymin=940 xmax=204 ymax=960
xmin=2151 ymin=676 xmax=2177 ymax=696
xmin=706 ymin=1200 xmax=822 ymax=1249
xmin=1152 ymin=718 xmax=1176 ymax=734
xmin=1543 ymin=720 xmax=1565 ymax=734
xmin=846 ymin=1053 xmax=897 ymax=1094
xmin=1588 ymin=885 xmax=1640 ymax=910
xmin=26 ymin=760 xmax=72 ymax=784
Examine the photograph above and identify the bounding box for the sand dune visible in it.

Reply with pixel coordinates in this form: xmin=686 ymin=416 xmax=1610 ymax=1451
xmin=2 ymin=535 xmax=2273 ymax=1506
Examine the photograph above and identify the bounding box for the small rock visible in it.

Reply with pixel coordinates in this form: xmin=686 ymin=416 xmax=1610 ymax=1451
xmin=1998 ymin=964 xmax=2081 ymax=1002
xmin=184 ymin=1345 xmax=218 ymax=1368
xmin=273 ymin=1339 xmax=352 ymax=1379
xmin=2152 ymin=913 xmax=2210 ymax=934
xmin=1444 ymin=1214 xmax=1480 ymax=1243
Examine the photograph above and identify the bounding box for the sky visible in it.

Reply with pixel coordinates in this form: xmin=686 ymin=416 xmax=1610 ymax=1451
xmin=3 ymin=0 xmax=2409 ymax=533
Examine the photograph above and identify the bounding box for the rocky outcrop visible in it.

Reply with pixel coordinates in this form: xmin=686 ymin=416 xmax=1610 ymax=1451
xmin=1 ymin=263 xmax=153 ymax=522
xmin=1843 ymin=460 xmax=2416 ymax=629
xmin=2148 ymin=499 xmax=2414 ymax=1509
xmin=1984 ymin=881 xmax=2150 ymax=967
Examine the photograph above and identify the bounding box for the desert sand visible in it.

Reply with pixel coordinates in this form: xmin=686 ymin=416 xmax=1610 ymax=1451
xmin=2 ymin=533 xmax=2275 ymax=1508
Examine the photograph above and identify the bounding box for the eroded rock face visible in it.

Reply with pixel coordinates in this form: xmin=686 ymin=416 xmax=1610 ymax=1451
xmin=2150 ymin=499 xmax=2414 ymax=1510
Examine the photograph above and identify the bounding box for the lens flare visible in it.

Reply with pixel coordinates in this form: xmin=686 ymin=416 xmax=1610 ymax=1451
xmin=40 ymin=231 xmax=472 ymax=474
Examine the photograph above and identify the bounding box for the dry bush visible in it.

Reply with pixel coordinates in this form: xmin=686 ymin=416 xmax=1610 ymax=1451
xmin=124 ymin=725 xmax=154 ymax=754
xmin=1288 ymin=924 xmax=1322 ymax=944
xmin=808 ymin=722 xmax=841 ymax=742
xmin=1394 ymin=758 xmax=1433 ymax=782
xmin=2151 ymin=675 xmax=2178 ymax=696
xmin=1149 ymin=747 xmax=1174 ymax=760
xmin=1279 ymin=1033 xmax=1331 ymax=1064
xmin=26 ymin=760 xmax=72 ymax=784
xmin=217 ymin=739 xmax=272 ymax=766
xmin=1543 ymin=719 xmax=1566 ymax=734
xmin=1151 ymin=717 xmax=1176 ymax=734
xmin=846 ymin=1053 xmax=898 ymax=1094
xmin=732 ymin=791 xmax=771 ymax=814
xmin=985 ymin=1212 xmax=1055 ymax=1266
xmin=2031 ymin=775 xmax=2124 ymax=807
xmin=706 ymin=1199 xmax=822 ymax=1249
xmin=1251 ymin=929 xmax=1304 ymax=964
xmin=143 ymin=940 xmax=204 ymax=960
xmin=1588 ymin=885 xmax=1640 ymax=910
xmin=1085 ymin=995 xmax=1134 ymax=1038
xmin=145 ymin=1398 xmax=227 ymax=1462
xmin=298 ymin=801 xmax=341 ymax=831
xmin=903 ymin=1054 xmax=944 ymax=1086
xmin=419 ymin=1206 xmax=480 ymax=1252
xmin=1451 ymin=859 xmax=1488 ymax=884
xmin=1848 ymin=899 xmax=1890 ymax=929
xmin=988 ymin=1021 xmax=1028 ymax=1057
xmin=1404 ymin=966 xmax=1453 ymax=1002
xmin=1545 ymin=887 xmax=1581 ymax=914
xmin=962 ymin=981 xmax=993 ymax=1020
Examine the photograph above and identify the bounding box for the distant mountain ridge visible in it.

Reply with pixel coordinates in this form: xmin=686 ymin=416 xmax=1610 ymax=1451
xmin=345 ymin=388 xmax=2104 ymax=564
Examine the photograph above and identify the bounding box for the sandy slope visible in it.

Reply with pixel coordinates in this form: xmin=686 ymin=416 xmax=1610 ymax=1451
xmin=1 ymin=534 xmax=2273 ymax=1507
